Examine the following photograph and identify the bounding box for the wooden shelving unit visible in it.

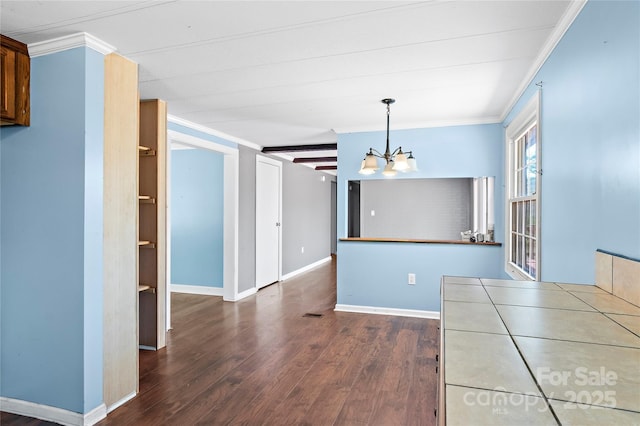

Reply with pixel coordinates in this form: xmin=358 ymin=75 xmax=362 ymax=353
xmin=138 ymin=99 xmax=167 ymax=350
xmin=103 ymin=52 xmax=139 ymax=410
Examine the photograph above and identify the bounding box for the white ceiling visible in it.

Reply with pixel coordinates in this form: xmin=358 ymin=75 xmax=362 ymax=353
xmin=1 ymin=0 xmax=582 ymax=149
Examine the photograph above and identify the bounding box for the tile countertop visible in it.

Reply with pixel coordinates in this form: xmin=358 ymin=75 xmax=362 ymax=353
xmin=438 ymin=277 xmax=640 ymax=426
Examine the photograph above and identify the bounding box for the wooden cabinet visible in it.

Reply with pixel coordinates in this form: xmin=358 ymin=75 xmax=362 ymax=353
xmin=1 ymin=34 xmax=30 ymax=126
xmin=103 ymin=52 xmax=139 ymax=411
xmin=138 ymin=99 xmax=167 ymax=350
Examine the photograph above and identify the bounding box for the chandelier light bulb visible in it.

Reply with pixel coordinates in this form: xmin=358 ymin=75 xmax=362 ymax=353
xmin=382 ymin=161 xmax=397 ymax=177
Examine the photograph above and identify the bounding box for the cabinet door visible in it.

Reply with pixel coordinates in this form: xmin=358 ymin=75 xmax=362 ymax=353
xmin=1 ymin=46 xmax=16 ymax=121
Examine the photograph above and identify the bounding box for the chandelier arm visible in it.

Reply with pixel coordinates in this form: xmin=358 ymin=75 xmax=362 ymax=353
xmin=369 ymin=148 xmax=386 ymax=158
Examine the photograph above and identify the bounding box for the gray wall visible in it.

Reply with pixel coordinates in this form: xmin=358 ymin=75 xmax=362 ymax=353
xmin=238 ymin=146 xmax=334 ymax=289
xmin=282 ymin=161 xmax=333 ymax=275
xmin=360 ymin=178 xmax=472 ymax=240
xmin=238 ymin=145 xmax=257 ymax=293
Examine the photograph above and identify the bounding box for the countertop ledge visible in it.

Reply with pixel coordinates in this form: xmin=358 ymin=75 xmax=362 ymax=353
xmin=339 ymin=237 xmax=501 ymax=246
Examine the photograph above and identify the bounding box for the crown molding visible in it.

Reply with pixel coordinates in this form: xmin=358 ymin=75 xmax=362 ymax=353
xmin=167 ymin=114 xmax=262 ymax=151
xmin=167 ymin=129 xmax=238 ymax=155
xmin=334 ymin=115 xmax=501 ymax=134
xmin=500 ymin=0 xmax=588 ymax=122
xmin=28 ymin=32 xmax=116 ymax=58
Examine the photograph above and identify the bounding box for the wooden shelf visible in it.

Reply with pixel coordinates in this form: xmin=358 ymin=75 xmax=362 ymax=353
xmin=138 ymin=285 xmax=155 ymax=293
xmin=138 ymin=145 xmax=156 ymax=156
xmin=339 ymin=237 xmax=501 ymax=246
xmin=138 ymin=195 xmax=156 ymax=204
xmin=138 ymin=240 xmax=156 ymax=248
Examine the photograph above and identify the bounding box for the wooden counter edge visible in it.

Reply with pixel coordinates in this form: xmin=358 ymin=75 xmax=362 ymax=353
xmin=339 ymin=237 xmax=501 ymax=246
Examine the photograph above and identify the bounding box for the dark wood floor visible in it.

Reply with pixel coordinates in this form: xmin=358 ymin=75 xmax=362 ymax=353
xmin=2 ymin=258 xmax=439 ymax=425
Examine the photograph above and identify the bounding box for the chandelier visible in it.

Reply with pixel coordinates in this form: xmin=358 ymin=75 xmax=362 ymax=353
xmin=358 ymin=98 xmax=418 ymax=176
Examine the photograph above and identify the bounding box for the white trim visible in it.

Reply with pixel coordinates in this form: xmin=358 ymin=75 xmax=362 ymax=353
xmin=171 ymin=284 xmax=224 ymax=296
xmin=83 ymin=404 xmax=107 ymax=425
xmin=28 ymin=32 xmax=116 ymax=57
xmin=167 ymin=130 xmax=238 ymax=155
xmin=505 ymin=92 xmax=540 ymax=132
xmin=168 ymin=115 xmax=261 ymax=151
xmin=500 ymin=0 xmax=587 ymax=122
xmin=334 ymin=116 xmax=501 ymax=134
xmin=223 ymin=152 xmax=240 ymax=301
xmin=225 ymin=286 xmax=258 ymax=302
xmin=106 ymin=391 xmax=136 ymax=414
xmin=334 ymin=304 xmax=440 ymax=319
xmin=281 ymin=256 xmax=332 ymax=281
xmin=167 ymin=130 xmax=240 ymax=303
xmin=165 ymin=134 xmax=172 ymax=331
xmin=504 ymin=92 xmax=541 ymax=281
xmin=0 ymin=397 xmax=106 ymax=426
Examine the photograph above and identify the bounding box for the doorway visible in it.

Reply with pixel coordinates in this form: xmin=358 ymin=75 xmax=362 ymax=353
xmin=255 ymin=156 xmax=282 ymax=288
xmin=348 ymin=180 xmax=361 ymax=238
xmin=166 ymin=129 xmax=239 ymax=324
xmin=331 ymin=180 xmax=337 ymax=254
xmin=170 ymin=146 xmax=224 ymax=292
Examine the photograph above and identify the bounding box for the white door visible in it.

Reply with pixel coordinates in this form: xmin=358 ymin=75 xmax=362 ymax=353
xmin=255 ymin=156 xmax=282 ymax=288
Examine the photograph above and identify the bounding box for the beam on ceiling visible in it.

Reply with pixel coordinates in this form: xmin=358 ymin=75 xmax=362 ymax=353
xmin=293 ymin=156 xmax=337 ymax=164
xmin=315 ymin=165 xmax=337 ymax=171
xmin=262 ymin=143 xmax=337 ymax=153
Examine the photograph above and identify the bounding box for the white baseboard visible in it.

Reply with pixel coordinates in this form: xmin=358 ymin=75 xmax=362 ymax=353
xmin=221 ymin=256 xmax=332 ymax=303
xmin=0 ymin=397 xmax=106 ymax=426
xmin=334 ymin=304 xmax=440 ymax=319
xmin=281 ymin=256 xmax=332 ymax=281
xmin=171 ymin=283 xmax=224 ymax=296
xmin=106 ymin=391 xmax=136 ymax=413
xmin=84 ymin=404 xmax=107 ymax=425
xmin=224 ymin=286 xmax=257 ymax=302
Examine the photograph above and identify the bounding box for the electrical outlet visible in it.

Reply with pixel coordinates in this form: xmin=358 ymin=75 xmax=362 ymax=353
xmin=301 ymin=246 xmax=304 ymax=254
xmin=408 ymin=273 xmax=416 ymax=285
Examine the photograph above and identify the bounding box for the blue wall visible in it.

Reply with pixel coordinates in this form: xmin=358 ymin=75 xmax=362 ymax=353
xmin=503 ymin=0 xmax=640 ymax=284
xmin=337 ymin=124 xmax=506 ymax=312
xmin=171 ymin=148 xmax=224 ymax=287
xmin=0 ymin=47 xmax=104 ymax=413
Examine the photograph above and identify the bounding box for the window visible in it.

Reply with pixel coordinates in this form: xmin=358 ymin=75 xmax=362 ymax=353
xmin=506 ymin=93 xmax=540 ymax=280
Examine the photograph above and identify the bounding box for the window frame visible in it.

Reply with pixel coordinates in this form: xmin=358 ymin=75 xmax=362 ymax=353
xmin=504 ymin=92 xmax=541 ymax=281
